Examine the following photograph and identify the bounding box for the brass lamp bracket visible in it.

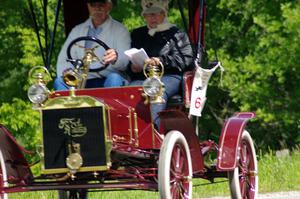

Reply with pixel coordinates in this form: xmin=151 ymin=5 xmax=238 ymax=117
xmin=142 ymin=62 xmax=165 ymax=104
xmin=28 ymin=66 xmax=52 ymax=85
xmin=66 ymin=142 xmax=83 ymax=174
xmin=143 ymin=62 xmax=164 ymax=79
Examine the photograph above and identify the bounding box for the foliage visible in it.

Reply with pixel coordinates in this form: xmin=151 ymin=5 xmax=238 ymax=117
xmin=202 ymin=0 xmax=300 ymax=150
xmin=0 ymin=0 xmax=300 ymax=153
xmin=0 ymin=0 xmax=57 ymax=150
xmin=0 ymin=98 xmax=40 ymax=151
xmin=0 ymin=0 xmax=30 ymax=102
xmin=111 ymin=1 xmax=185 ymax=31
xmin=111 ymin=0 xmax=144 ymax=31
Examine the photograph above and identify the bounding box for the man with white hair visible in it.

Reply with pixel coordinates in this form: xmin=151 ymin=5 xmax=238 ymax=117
xmin=54 ymin=0 xmax=130 ymax=90
xmin=128 ymin=0 xmax=193 ymax=128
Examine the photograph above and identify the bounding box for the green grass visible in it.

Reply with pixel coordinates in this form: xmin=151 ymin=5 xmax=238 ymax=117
xmin=258 ymin=149 xmax=300 ymax=192
xmin=9 ymin=149 xmax=300 ymax=198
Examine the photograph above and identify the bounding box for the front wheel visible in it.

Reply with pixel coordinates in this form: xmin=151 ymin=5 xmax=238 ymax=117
xmin=228 ymin=130 xmax=258 ymax=199
xmin=158 ymin=130 xmax=193 ymax=199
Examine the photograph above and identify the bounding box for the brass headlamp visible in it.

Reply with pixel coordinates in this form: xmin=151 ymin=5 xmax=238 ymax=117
xmin=63 ymin=58 xmax=86 ymax=89
xmin=27 ymin=66 xmax=51 ymax=106
xmin=142 ymin=61 xmax=165 ymax=104
xmin=63 ymin=48 xmax=101 ymax=89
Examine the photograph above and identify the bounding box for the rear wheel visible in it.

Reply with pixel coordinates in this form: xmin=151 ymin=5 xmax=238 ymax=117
xmin=0 ymin=150 xmax=8 ymax=199
xmin=158 ymin=130 xmax=193 ymax=199
xmin=228 ymin=130 xmax=258 ymax=199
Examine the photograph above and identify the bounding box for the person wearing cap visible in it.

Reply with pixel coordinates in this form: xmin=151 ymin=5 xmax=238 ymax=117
xmin=54 ymin=0 xmax=130 ymax=90
xmin=128 ymin=0 xmax=193 ymax=128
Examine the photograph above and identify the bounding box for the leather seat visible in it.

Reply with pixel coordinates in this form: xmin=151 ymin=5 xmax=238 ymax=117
xmin=167 ymin=70 xmax=195 ymax=108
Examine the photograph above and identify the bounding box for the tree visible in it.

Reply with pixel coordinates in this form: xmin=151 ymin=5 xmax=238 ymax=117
xmin=0 ymin=0 xmax=299 ymax=153
xmin=0 ymin=0 xmax=59 ymax=151
xmin=203 ymin=0 xmax=300 ymax=149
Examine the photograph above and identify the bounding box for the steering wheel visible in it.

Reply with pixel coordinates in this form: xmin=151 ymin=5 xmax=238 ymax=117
xmin=66 ymin=36 xmax=110 ymax=72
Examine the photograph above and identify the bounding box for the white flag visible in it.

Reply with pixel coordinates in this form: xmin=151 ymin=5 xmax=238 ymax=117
xmin=189 ymin=62 xmax=224 ymax=117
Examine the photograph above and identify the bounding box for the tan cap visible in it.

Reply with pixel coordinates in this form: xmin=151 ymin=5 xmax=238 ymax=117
xmin=86 ymin=0 xmax=111 ymax=3
xmin=141 ymin=0 xmax=169 ymax=15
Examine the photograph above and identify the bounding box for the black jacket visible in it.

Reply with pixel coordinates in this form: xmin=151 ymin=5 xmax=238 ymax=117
xmin=129 ymin=26 xmax=193 ymax=80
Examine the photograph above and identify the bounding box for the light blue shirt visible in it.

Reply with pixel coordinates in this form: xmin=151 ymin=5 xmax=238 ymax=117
xmin=85 ymin=25 xmax=103 ymax=49
xmin=56 ymin=16 xmax=131 ymax=79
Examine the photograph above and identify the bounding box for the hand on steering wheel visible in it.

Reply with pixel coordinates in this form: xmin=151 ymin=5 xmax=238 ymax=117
xmin=66 ymin=36 xmax=116 ymax=72
xmin=103 ymin=49 xmax=118 ymax=65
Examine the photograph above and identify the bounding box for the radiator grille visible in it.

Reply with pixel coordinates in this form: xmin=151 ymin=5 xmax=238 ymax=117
xmin=42 ymin=107 xmax=108 ymax=172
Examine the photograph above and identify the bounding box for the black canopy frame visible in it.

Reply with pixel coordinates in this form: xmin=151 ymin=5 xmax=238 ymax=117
xmin=27 ymin=0 xmax=206 ymax=69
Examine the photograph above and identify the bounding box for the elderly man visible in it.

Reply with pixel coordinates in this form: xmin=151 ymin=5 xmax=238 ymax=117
xmin=128 ymin=0 xmax=193 ymax=128
xmin=54 ymin=0 xmax=130 ymax=90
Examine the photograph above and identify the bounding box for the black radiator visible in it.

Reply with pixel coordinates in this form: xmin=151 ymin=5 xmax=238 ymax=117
xmin=42 ymin=107 xmax=108 ymax=172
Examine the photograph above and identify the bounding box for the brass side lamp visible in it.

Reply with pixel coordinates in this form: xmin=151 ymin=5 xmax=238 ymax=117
xmin=27 ymin=66 xmax=51 ymax=106
xmin=142 ymin=62 xmax=165 ymax=104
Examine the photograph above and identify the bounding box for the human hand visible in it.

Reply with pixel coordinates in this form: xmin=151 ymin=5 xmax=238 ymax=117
xmin=131 ymin=64 xmax=143 ymax=73
xmin=144 ymin=57 xmax=161 ymax=66
xmin=103 ymin=49 xmax=118 ymax=64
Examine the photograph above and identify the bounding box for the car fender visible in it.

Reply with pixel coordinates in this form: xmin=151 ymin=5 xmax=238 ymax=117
xmin=216 ymin=112 xmax=255 ymax=171
xmin=160 ymin=109 xmax=205 ymax=173
xmin=0 ymin=125 xmax=33 ymax=183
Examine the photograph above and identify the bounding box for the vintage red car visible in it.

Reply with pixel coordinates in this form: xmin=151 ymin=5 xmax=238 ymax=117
xmin=0 ymin=0 xmax=258 ymax=199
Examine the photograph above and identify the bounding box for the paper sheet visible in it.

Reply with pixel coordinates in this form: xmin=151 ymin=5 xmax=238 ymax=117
xmin=124 ymin=48 xmax=149 ymax=67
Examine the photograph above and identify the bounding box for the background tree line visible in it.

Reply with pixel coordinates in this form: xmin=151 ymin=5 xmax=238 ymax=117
xmin=0 ymin=0 xmax=299 ymax=153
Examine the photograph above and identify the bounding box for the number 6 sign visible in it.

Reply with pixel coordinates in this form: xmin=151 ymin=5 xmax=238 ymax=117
xmin=189 ymin=62 xmax=224 ymax=117
xmin=194 ymin=97 xmax=202 ymax=109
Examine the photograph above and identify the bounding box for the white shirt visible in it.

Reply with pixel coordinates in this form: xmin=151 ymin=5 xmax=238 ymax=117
xmin=56 ymin=16 xmax=131 ymax=79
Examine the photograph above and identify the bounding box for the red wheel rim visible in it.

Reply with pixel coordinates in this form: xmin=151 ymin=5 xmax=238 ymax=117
xmin=239 ymin=140 xmax=257 ymax=199
xmin=169 ymin=143 xmax=191 ymax=199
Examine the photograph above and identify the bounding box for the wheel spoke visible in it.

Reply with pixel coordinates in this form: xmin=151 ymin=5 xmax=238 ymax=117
xmin=249 ymin=170 xmax=257 ymax=184
xmin=170 ymin=183 xmax=179 ymax=199
xmin=177 ymin=150 xmax=184 ymax=173
xmin=239 ymin=174 xmax=247 ymax=198
xmin=159 ymin=131 xmax=192 ymax=199
xmin=247 ymin=170 xmax=257 ymax=199
xmin=240 ymin=143 xmax=249 ymax=169
xmin=170 ymin=147 xmax=190 ymax=199
xmin=239 ymin=146 xmax=251 ymax=199
xmin=244 ymin=177 xmax=255 ymax=199
xmin=238 ymin=147 xmax=246 ymax=198
xmin=177 ymin=183 xmax=184 ymax=199
xmin=170 ymin=172 xmax=177 ymax=184
xmin=248 ymin=183 xmax=256 ymax=199
xmin=179 ymin=180 xmax=191 ymax=199
xmin=179 ymin=186 xmax=185 ymax=199
xmin=171 ymin=146 xmax=180 ymax=173
xmin=171 ymin=145 xmax=185 ymax=174
xmin=229 ymin=131 xmax=257 ymax=199
xmin=245 ymin=143 xmax=252 ymax=168
xmin=244 ymin=142 xmax=256 ymax=199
